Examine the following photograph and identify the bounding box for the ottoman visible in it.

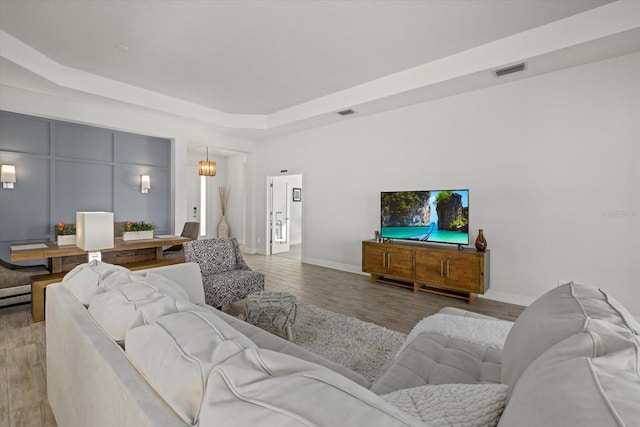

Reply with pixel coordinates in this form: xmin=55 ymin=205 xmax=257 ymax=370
xmin=243 ymin=290 xmax=297 ymax=340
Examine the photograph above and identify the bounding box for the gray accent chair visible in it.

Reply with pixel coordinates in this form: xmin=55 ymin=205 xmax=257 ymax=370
xmin=184 ymin=238 xmax=264 ymax=308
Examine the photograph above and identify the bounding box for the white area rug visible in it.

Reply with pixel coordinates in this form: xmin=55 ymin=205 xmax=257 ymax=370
xmin=288 ymin=302 xmax=406 ymax=383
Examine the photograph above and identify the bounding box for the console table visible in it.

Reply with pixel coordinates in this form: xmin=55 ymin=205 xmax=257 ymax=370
xmin=10 ymin=236 xmax=191 ymax=274
xmin=362 ymin=240 xmax=489 ymax=304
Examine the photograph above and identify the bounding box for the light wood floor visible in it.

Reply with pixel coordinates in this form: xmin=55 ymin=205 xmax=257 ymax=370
xmin=0 ymin=305 xmax=54 ymax=427
xmin=0 ymin=253 xmax=524 ymax=427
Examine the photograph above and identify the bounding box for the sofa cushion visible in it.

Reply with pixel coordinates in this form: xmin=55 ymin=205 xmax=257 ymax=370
xmin=371 ymin=327 xmax=503 ymax=395
xmin=397 ymin=313 xmax=513 ymax=356
xmin=498 ymin=326 xmax=640 ymax=427
xmin=87 ymin=276 xmax=190 ymax=343
xmin=199 ymin=346 xmax=424 ymax=427
xmin=371 ymin=310 xmax=511 ymax=395
xmin=61 ymin=261 xmax=129 ymax=306
xmin=125 ymin=309 xmax=255 ymax=425
xmin=382 ymin=383 xmax=508 ymax=427
xmin=501 ymin=283 xmax=640 ymax=395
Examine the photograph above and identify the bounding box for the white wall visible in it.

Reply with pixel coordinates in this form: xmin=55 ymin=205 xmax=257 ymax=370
xmin=255 ymin=53 xmax=640 ymax=314
xmin=227 ymin=153 xmax=247 ymax=243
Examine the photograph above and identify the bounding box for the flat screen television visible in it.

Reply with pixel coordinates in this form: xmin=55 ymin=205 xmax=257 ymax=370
xmin=380 ymin=189 xmax=469 ymax=246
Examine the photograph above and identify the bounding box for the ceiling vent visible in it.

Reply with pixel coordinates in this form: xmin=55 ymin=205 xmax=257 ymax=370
xmin=337 ymin=109 xmax=356 ymax=116
xmin=493 ymin=62 xmax=527 ymax=78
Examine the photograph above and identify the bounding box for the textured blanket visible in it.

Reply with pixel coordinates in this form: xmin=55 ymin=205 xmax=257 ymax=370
xmin=382 ymin=383 xmax=508 ymax=427
xmin=397 ymin=313 xmax=513 ymax=357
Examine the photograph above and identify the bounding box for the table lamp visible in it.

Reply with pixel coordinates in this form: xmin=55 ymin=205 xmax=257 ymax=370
xmin=76 ymin=212 xmax=114 ymax=262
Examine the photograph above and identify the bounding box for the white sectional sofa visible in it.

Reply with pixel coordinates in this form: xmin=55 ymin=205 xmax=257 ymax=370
xmin=46 ymin=261 xmax=640 ymax=427
xmin=46 ymin=262 xmax=422 ymax=427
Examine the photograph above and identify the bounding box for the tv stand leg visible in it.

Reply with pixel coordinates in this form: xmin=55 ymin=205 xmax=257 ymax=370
xmin=457 ymin=244 xmax=464 ymax=251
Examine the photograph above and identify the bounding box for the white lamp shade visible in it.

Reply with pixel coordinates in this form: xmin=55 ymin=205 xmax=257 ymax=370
xmin=76 ymin=212 xmax=114 ymax=251
xmin=141 ymin=175 xmax=151 ymax=193
xmin=1 ymin=164 xmax=16 ymax=188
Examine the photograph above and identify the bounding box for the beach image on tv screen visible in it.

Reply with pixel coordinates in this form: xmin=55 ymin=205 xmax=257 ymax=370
xmin=381 ymin=190 xmax=469 ymax=244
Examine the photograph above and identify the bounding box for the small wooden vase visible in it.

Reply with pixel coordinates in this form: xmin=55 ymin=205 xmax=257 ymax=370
xmin=475 ymin=229 xmax=487 ymax=252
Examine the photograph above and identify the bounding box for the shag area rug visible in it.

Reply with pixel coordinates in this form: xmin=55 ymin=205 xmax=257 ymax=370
xmin=284 ymin=302 xmax=406 ymax=383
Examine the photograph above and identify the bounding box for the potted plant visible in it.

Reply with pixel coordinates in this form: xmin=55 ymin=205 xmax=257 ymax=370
xmin=54 ymin=222 xmax=77 ymax=246
xmin=122 ymin=221 xmax=155 ymax=241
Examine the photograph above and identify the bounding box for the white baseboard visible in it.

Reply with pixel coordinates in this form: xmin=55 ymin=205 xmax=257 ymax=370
xmin=479 ymin=289 xmax=536 ymax=307
xmin=301 ymin=257 xmax=362 ymax=275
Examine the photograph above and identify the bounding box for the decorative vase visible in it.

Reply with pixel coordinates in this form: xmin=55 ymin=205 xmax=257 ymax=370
xmin=475 ymin=229 xmax=487 ymax=252
xmin=122 ymin=230 xmax=154 ymax=241
xmin=218 ymin=215 xmax=229 ymax=238
xmin=56 ymin=235 xmax=76 ymax=246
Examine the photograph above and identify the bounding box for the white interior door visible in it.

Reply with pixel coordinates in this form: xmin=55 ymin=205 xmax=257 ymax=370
xmin=270 ymin=177 xmax=290 ymax=254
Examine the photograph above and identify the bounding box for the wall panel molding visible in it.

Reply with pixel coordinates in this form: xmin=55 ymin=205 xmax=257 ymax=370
xmin=0 ymin=110 xmax=171 ymax=261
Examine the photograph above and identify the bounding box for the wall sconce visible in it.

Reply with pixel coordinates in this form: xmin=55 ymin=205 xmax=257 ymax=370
xmin=1 ymin=164 xmax=16 ymax=189
xmin=76 ymin=212 xmax=114 ymax=262
xmin=198 ymin=147 xmax=216 ymax=176
xmin=141 ymin=175 xmax=151 ymax=193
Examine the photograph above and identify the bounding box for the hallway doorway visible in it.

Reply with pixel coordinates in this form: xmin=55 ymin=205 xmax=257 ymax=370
xmin=267 ymin=174 xmax=302 ymax=260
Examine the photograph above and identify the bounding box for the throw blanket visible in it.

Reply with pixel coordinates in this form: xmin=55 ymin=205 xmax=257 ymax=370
xmin=397 ymin=313 xmax=513 ymax=357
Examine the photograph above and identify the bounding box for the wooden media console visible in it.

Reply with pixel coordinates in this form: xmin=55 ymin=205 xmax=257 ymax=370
xmin=362 ymin=240 xmax=489 ymax=304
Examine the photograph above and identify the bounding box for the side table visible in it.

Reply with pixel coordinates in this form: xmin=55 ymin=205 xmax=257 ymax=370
xmin=31 ymin=272 xmax=66 ymax=322
xmin=243 ymin=291 xmax=297 ymax=340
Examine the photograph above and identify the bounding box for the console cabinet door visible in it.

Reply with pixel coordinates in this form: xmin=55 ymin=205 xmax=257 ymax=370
xmin=385 ymin=246 xmax=414 ymax=279
xmin=414 ymin=250 xmax=445 ymax=286
xmin=445 ymin=252 xmax=484 ymax=292
xmin=362 ymin=243 xmax=387 ymax=275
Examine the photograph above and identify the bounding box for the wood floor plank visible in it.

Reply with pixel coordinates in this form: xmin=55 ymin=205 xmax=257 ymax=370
xmin=0 ymin=253 xmax=525 ymax=427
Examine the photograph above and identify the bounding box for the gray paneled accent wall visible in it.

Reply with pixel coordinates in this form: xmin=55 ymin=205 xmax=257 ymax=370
xmin=0 ymin=110 xmax=171 ymax=262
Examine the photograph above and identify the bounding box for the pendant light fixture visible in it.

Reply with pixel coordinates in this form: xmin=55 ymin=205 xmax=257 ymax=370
xmin=198 ymin=147 xmax=216 ymax=176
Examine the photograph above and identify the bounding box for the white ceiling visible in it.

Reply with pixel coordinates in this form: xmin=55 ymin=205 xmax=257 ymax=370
xmin=1 ymin=0 xmax=639 ymax=139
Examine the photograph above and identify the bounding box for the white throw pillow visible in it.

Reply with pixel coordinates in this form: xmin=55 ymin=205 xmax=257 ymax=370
xmin=382 ymin=383 xmax=508 ymax=427
xmin=125 ymin=309 xmax=256 ymax=425
xmin=61 ymin=261 xmax=129 ymax=306
xmin=199 ymin=346 xmax=424 ymax=427
xmin=88 ymin=277 xmax=190 ymax=343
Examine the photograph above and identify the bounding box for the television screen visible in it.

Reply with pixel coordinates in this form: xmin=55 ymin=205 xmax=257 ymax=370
xmin=381 ymin=190 xmax=469 ymax=245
